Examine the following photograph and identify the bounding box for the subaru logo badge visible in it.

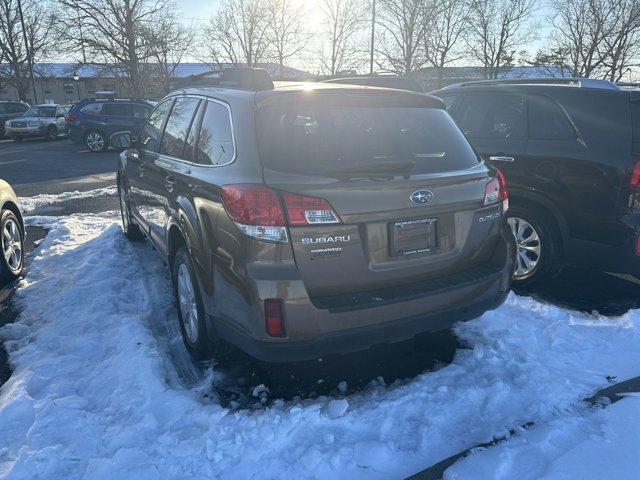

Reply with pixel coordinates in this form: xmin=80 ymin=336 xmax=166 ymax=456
xmin=410 ymin=189 xmax=433 ymax=205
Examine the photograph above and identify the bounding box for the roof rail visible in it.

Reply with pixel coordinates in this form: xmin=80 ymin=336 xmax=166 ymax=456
xmin=448 ymin=77 xmax=619 ymax=90
xmin=177 ymin=67 xmax=274 ymax=91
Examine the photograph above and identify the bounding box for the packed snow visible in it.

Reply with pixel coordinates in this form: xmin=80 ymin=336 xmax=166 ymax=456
xmin=0 ymin=198 xmax=639 ymax=478
xmin=18 ymin=187 xmax=117 ymax=214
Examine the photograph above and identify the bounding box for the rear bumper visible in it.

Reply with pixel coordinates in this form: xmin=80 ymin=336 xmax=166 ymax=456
xmin=5 ymin=125 xmax=48 ymax=137
xmin=214 ymin=286 xmax=508 ymax=362
xmin=68 ymin=125 xmax=84 ymax=142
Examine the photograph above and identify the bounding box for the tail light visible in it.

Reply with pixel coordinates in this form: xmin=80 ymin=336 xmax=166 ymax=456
xmin=630 ymin=161 xmax=640 ymax=191
xmin=221 ymin=185 xmax=287 ymax=243
xmin=221 ymin=185 xmax=342 ymax=242
xmin=635 ymin=234 xmax=640 ymax=256
xmin=66 ymin=113 xmax=78 ymax=123
xmin=265 ymin=299 xmax=285 ymax=336
xmin=281 ymin=192 xmax=341 ymax=225
xmin=484 ymin=170 xmax=509 ymax=211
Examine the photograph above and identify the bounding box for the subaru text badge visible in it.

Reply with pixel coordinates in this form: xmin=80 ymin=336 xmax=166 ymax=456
xmin=410 ymin=189 xmax=434 ymax=205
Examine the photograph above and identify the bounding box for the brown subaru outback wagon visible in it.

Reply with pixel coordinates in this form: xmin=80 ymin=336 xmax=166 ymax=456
xmin=113 ymin=68 xmax=515 ymax=362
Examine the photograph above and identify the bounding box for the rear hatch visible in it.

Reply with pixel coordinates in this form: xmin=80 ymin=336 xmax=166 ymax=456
xmin=256 ymin=89 xmax=504 ymax=298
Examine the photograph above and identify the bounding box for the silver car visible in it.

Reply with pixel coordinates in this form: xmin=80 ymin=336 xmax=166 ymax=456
xmin=4 ymin=104 xmax=70 ymax=141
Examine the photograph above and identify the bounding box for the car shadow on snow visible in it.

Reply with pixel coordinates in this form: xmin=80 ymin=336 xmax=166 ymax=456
xmin=206 ymin=329 xmax=463 ymax=410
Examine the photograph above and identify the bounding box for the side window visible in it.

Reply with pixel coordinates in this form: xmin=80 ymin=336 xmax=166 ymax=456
xmin=159 ymin=97 xmax=201 ymax=159
xmin=0 ymin=105 xmax=6 ymax=114
xmin=453 ymin=94 xmax=525 ymax=139
xmin=102 ymin=103 xmax=131 ymax=116
xmin=18 ymin=104 xmax=28 ymax=113
xmin=437 ymin=94 xmax=457 ymax=111
xmin=81 ymin=103 xmax=103 ymax=115
xmin=528 ymin=94 xmax=575 ymax=140
xmin=131 ymin=104 xmax=152 ymax=119
xmin=194 ymin=101 xmax=235 ymax=165
xmin=138 ymin=99 xmax=173 ymax=153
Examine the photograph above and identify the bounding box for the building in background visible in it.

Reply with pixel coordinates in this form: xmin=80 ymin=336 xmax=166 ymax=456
xmin=0 ymin=63 xmax=310 ymax=104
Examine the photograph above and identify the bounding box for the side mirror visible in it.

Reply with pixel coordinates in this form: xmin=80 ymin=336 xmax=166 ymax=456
xmin=110 ymin=131 xmax=136 ymax=149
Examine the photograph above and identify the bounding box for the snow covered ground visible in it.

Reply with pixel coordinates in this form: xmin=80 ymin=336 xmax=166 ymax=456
xmin=0 ymin=195 xmax=639 ymax=479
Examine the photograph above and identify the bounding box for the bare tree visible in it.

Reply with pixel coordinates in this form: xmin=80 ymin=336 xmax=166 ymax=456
xmin=265 ymin=0 xmax=309 ymax=77
xmin=56 ymin=0 xmax=178 ymax=97
xmin=466 ymin=0 xmax=537 ymax=79
xmin=375 ymin=0 xmax=438 ymax=75
xmin=319 ymin=0 xmax=365 ymax=75
xmin=144 ymin=17 xmax=195 ymax=93
xmin=0 ymin=0 xmax=55 ymax=101
xmin=598 ymin=0 xmax=640 ymax=81
xmin=203 ymin=0 xmax=271 ymax=67
xmin=425 ymin=0 xmax=470 ymax=86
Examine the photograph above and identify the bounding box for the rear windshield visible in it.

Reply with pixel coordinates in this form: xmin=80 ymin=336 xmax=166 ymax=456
xmin=256 ymin=102 xmax=478 ymax=177
xmin=23 ymin=107 xmax=56 ymax=118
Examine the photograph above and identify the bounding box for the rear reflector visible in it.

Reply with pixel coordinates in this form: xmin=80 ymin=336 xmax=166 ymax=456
xmin=265 ymin=299 xmax=284 ymax=336
xmin=630 ymin=161 xmax=640 ymax=191
xmin=635 ymin=234 xmax=640 ymax=256
xmin=281 ymin=192 xmax=341 ymax=225
xmin=221 ymin=185 xmax=288 ymax=243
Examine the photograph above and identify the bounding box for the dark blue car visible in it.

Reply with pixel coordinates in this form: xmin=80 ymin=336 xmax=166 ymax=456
xmin=67 ymin=98 xmax=154 ymax=152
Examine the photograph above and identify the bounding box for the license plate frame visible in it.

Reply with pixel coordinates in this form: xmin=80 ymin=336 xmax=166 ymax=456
xmin=389 ymin=218 xmax=438 ymax=257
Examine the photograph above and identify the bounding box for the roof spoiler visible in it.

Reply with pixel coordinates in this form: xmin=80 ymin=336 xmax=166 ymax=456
xmin=177 ymin=67 xmax=274 ymax=91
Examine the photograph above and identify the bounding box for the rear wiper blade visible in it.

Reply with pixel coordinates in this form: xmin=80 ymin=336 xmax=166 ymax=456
xmin=331 ymin=160 xmax=415 ymax=176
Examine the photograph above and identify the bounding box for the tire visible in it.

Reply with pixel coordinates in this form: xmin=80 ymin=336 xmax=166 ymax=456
xmin=85 ymin=130 xmax=107 ymax=152
xmin=118 ymin=177 xmax=143 ymax=240
xmin=0 ymin=210 xmax=24 ymax=282
xmin=45 ymin=125 xmax=57 ymax=141
xmin=172 ymin=245 xmax=229 ymax=360
xmin=507 ymin=204 xmax=563 ymax=287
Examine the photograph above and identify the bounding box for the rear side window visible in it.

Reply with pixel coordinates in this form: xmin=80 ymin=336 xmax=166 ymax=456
xmin=0 ymin=105 xmax=5 ymax=114
xmin=528 ymin=94 xmax=575 ymax=140
xmin=102 ymin=103 xmax=131 ymax=116
xmin=631 ymin=99 xmax=640 ymax=154
xmin=193 ymin=101 xmax=234 ymax=165
xmin=453 ymin=93 xmax=525 ymax=139
xmin=139 ymin=99 xmax=173 ymax=153
xmin=160 ymin=97 xmax=200 ymax=159
xmin=131 ymin=104 xmax=152 ymax=119
xmin=81 ymin=103 xmax=103 ymax=114
xmin=256 ymin=103 xmax=478 ymax=176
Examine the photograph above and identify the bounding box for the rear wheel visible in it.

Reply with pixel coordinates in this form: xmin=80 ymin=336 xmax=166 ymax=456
xmin=1 ymin=210 xmax=24 ymax=282
xmin=45 ymin=125 xmax=57 ymax=141
xmin=85 ymin=130 xmax=106 ymax=152
xmin=172 ymin=246 xmax=229 ymax=360
xmin=507 ymin=205 xmax=563 ymax=287
xmin=118 ymin=178 xmax=143 ymax=240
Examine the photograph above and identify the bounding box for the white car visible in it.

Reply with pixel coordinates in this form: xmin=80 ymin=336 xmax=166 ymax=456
xmin=4 ymin=104 xmax=70 ymax=141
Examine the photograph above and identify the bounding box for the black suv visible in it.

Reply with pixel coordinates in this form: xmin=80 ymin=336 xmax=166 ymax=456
xmin=66 ymin=98 xmax=154 ymax=152
xmin=112 ymin=69 xmax=514 ymax=362
xmin=432 ymin=78 xmax=640 ymax=285
xmin=0 ymin=101 xmax=29 ymax=137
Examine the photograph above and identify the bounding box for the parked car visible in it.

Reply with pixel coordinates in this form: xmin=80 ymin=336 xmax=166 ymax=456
xmin=0 ymin=180 xmax=25 ymax=282
xmin=0 ymin=101 xmax=29 ymax=137
xmin=66 ymin=98 xmax=154 ymax=152
xmin=431 ymin=78 xmax=640 ymax=285
xmin=4 ymin=104 xmax=70 ymax=141
xmin=323 ymin=75 xmax=424 ymax=92
xmin=112 ymin=68 xmax=515 ymax=362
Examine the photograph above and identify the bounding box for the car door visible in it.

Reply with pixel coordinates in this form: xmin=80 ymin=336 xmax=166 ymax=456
xmin=102 ymin=103 xmax=136 ymax=138
xmin=55 ymin=106 xmax=69 ymax=132
xmin=450 ymin=92 xmax=527 ymax=178
xmin=127 ymin=98 xmax=174 ymax=233
xmin=142 ymin=96 xmax=203 ymax=252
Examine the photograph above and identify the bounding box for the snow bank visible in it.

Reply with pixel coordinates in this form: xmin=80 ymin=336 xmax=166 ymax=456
xmin=18 ymin=187 xmax=117 ymax=214
xmin=0 ymin=211 xmax=639 ymax=479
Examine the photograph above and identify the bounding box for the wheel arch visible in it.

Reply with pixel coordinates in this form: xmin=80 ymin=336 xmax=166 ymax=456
xmin=1 ymin=201 xmax=25 ymax=236
xmin=508 ymin=188 xmax=569 ymax=247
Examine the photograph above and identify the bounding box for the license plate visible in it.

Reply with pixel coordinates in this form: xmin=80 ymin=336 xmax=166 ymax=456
xmin=389 ymin=218 xmax=437 ymax=256
xmin=12 ymin=122 xmax=26 ymax=128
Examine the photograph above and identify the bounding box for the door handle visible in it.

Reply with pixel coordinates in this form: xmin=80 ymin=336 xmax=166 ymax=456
xmin=488 ymin=156 xmax=515 ymax=162
xmin=165 ymin=176 xmax=176 ymax=192
xmin=137 ymin=164 xmax=145 ymax=177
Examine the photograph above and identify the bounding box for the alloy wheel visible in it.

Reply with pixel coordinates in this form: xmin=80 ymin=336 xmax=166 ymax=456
xmin=507 ymin=216 xmax=542 ymax=280
xmin=86 ymin=132 xmax=105 ymax=151
xmin=177 ymin=263 xmax=199 ymax=344
xmin=2 ymin=218 xmax=22 ymax=273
